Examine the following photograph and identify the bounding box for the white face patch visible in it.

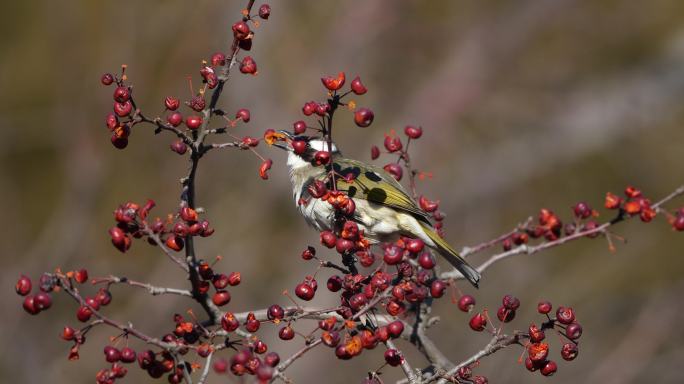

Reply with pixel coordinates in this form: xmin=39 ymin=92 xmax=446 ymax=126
xmin=308 ymin=139 xmax=337 ymax=153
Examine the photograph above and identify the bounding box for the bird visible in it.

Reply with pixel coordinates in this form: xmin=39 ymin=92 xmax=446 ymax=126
xmin=272 ymin=131 xmax=481 ymax=287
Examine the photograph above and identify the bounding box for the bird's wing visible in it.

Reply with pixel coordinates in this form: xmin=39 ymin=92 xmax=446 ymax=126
xmin=330 ymin=158 xmax=432 ymax=225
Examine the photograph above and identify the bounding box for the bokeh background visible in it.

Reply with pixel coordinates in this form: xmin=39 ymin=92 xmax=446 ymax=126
xmin=2 ymin=0 xmax=684 ymax=383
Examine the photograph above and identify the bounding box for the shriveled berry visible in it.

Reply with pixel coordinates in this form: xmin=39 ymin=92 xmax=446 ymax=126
xmin=528 ymin=324 xmax=545 ymax=342
xmin=541 ymin=360 xmax=557 ymax=376
xmin=258 ymin=4 xmax=271 ymax=19
xmin=502 ymin=294 xmax=520 ymax=310
xmin=561 ymin=343 xmax=578 ymax=361
xmin=383 ymin=135 xmax=403 ymax=152
xmin=537 ymin=301 xmax=552 ymax=314
xmin=264 ymin=352 xmax=279 ymax=367
xmin=221 ymin=313 xmax=239 ymax=332
xmin=458 ymin=294 xmax=476 ymax=312
xmin=301 ymin=246 xmax=316 ymax=260
xmin=113 ymin=86 xmax=130 ymax=103
xmin=384 ymin=349 xmax=402 ymax=366
xmin=528 ymin=342 xmax=549 ymax=362
xmin=114 ymin=101 xmax=133 ymax=117
xmin=74 ymin=269 xmax=89 ymax=284
xmin=15 ymin=275 xmax=32 ymax=296
xmin=211 ymin=52 xmax=226 ymax=66
xmin=370 ymin=145 xmax=380 ymax=160
xmin=383 ymin=163 xmax=403 ymax=181
xmin=321 ymin=330 xmax=340 ymax=347
xmin=605 ymin=192 xmax=622 ymax=209
xmin=419 ymin=196 xmax=439 ymax=212
xmin=354 ymin=108 xmax=374 ymax=127
xmin=96 ymin=288 xmax=112 ymax=306
xmin=165 ymin=236 xmax=184 ymax=251
xmin=228 ymin=272 xmax=241 ymax=286
xmin=240 ymin=56 xmax=257 ymax=74
xmin=556 ymin=306 xmax=575 ymax=324
xmin=573 ymin=201 xmax=592 ymax=219
xmin=321 ymin=72 xmax=345 ymax=91
xmin=259 ymin=159 xmax=273 ymax=180
xmin=351 ymin=76 xmax=367 ymax=95
xmin=101 ymin=73 xmax=114 ymax=85
xmin=170 ymin=140 xmax=187 ymax=155
xmin=164 ymin=96 xmax=180 ymax=110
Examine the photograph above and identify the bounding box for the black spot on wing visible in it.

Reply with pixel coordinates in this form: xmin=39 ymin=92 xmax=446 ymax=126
xmin=365 ymin=171 xmax=382 ymax=182
xmin=367 ymin=188 xmax=388 ymax=203
xmin=347 ymin=186 xmax=358 ymax=197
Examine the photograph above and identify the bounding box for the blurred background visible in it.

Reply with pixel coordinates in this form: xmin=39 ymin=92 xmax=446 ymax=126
xmin=2 ymin=0 xmax=684 ymax=383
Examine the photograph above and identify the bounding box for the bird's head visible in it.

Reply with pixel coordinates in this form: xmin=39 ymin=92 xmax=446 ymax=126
xmin=272 ymin=130 xmax=340 ymax=172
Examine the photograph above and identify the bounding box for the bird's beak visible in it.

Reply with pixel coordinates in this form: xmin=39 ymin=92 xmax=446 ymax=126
xmin=272 ymin=130 xmax=294 ymax=151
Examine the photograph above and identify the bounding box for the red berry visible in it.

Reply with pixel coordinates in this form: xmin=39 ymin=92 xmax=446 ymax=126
xmin=167 ymin=112 xmax=183 ymax=127
xmin=541 ymin=360 xmax=557 ymax=376
xmin=321 ymin=72 xmax=345 ymax=91
xmin=561 ymin=343 xmax=578 ymax=361
xmin=301 ymin=246 xmax=316 ymax=260
xmin=232 ymin=21 xmax=250 ymax=40
xmin=417 ymin=252 xmax=436 ymax=269
xmin=673 ymin=215 xmax=684 ymax=231
xmin=405 ymin=238 xmax=425 ymax=253
xmin=85 ymin=296 xmax=100 ymax=311
xmin=278 ymin=325 xmax=295 ymax=340
xmin=419 ymin=196 xmax=439 ymax=212
xmin=113 ymin=101 xmax=132 ymax=117
xmin=529 ymin=324 xmax=545 ymax=343
xmin=292 ymin=139 xmax=307 ymax=155
xmin=430 ymin=280 xmax=447 ymax=298
xmin=221 ymin=313 xmax=239 ymax=332
xmin=336 ymin=238 xmax=354 ymax=254
xmin=314 ymin=151 xmax=330 ymax=165
xmin=383 ymin=163 xmax=403 ymax=181
xmin=258 ymin=4 xmax=271 ymax=19
xmin=496 ymin=306 xmax=515 ymax=323
xmin=170 ymin=140 xmax=187 ymax=155
xmin=605 ymin=192 xmax=622 ymax=209
xmin=383 ymin=245 xmax=403 ymax=265
xmin=457 ymin=294 xmax=476 ymax=312
xmin=235 ymin=108 xmax=250 ymax=122
xmin=211 ymin=52 xmax=226 ymax=66
xmin=113 ymin=86 xmax=130 ymax=103
xmin=320 ymin=231 xmax=337 ymax=248
xmin=165 ymin=236 xmax=184 ymax=252
xmin=185 ymin=115 xmax=202 ymax=130
xmin=74 ymin=269 xmax=89 ymax=284
xmin=524 ymin=357 xmax=539 ymax=372
xmin=528 ymin=342 xmax=549 ymax=362
xmin=469 ymin=313 xmax=487 ymax=331
xmin=565 ymin=322 xmax=582 ymax=340
xmin=321 ymin=331 xmax=340 ymax=347
xmin=245 ymin=315 xmax=261 ymax=333
xmin=15 ymin=275 xmax=32 ymax=296
xmin=537 ymin=301 xmax=552 ymax=314
xmin=61 ymin=326 xmax=76 ymax=341
xmin=348 ymin=293 xmax=368 ymax=311
xmin=101 ymin=73 xmax=114 ymax=85
xmin=370 ymin=145 xmax=380 ymax=160
xmin=240 ymin=56 xmax=257 ymax=74
xmin=502 ymin=294 xmax=520 ymax=310
xmin=295 ymin=283 xmax=315 ymax=301
xmin=228 ymin=271 xmax=241 ymax=286
xmin=164 ymin=96 xmax=180 ymax=111
xmin=106 ymin=113 xmax=118 ymax=130
xmin=212 ymin=274 xmax=229 ymax=289
xmin=383 ymin=135 xmax=403 ymax=152
xmin=302 ymin=101 xmax=316 ymax=116
xmin=556 ymin=306 xmax=575 ymax=324
xmin=23 ymin=295 xmax=40 ymax=315
xmin=264 ymin=352 xmax=279 ymax=367
xmin=293 ymin=120 xmax=307 ymax=135
xmin=212 ymin=290 xmax=231 ymax=306
xmin=375 ymin=326 xmax=390 ymax=342
xmin=354 ymin=108 xmax=374 ymax=127
xmin=404 ymin=125 xmax=423 ymax=139
xmin=189 ymin=96 xmax=205 ymax=112
xmin=573 ymin=201 xmax=592 ymax=219
xmin=120 ymin=347 xmax=136 ymax=363
xmin=104 ymin=346 xmax=121 ymax=363
xmin=267 ymin=304 xmax=285 ymax=320
xmin=96 ymin=288 xmax=112 ymax=306
xmin=384 ymin=349 xmax=402 ymax=366
xmin=259 ymin=159 xmax=273 ymax=180
xmin=350 ymin=76 xmax=367 ymax=95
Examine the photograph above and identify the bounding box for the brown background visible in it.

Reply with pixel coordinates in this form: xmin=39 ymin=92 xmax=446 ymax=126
xmin=2 ymin=0 xmax=684 ymax=383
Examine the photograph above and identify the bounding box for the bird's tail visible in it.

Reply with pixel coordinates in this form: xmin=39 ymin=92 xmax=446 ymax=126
xmin=420 ymin=223 xmax=481 ymax=288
